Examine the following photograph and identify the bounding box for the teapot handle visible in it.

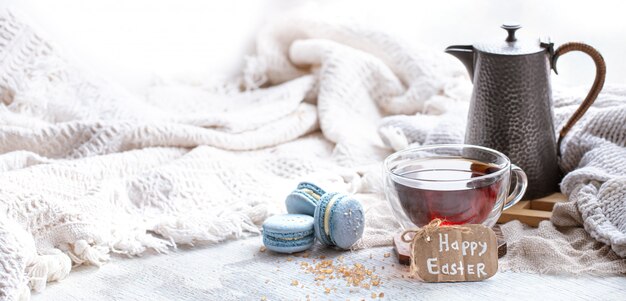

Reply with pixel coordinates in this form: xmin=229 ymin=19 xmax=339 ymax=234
xmin=552 ymin=42 xmax=606 ymax=156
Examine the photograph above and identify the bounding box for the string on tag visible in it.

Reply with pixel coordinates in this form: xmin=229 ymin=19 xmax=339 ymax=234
xmin=400 ymin=219 xmax=471 ymax=276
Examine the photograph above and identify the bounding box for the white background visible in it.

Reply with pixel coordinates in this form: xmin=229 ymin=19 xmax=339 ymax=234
xmin=3 ymin=0 xmax=626 ymax=94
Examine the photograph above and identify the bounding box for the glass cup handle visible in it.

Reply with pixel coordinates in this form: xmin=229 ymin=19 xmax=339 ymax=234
xmin=503 ymin=164 xmax=528 ymax=210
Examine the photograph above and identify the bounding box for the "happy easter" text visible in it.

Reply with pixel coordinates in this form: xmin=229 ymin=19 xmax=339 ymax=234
xmin=426 ymin=233 xmax=489 ymax=278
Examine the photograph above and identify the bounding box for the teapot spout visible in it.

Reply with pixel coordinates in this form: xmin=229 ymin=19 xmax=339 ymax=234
xmin=445 ymin=45 xmax=475 ymax=82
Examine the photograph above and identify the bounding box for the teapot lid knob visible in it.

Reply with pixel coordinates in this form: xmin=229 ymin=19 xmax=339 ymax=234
xmin=502 ymin=24 xmax=521 ymax=42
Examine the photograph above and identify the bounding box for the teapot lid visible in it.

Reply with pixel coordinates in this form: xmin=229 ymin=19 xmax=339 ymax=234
xmin=474 ymin=24 xmax=546 ymax=55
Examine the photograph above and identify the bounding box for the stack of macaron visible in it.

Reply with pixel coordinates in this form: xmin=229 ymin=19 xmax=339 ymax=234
xmin=262 ymin=182 xmax=365 ymax=254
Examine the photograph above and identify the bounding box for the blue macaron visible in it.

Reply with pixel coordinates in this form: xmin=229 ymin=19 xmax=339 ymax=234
xmin=262 ymin=214 xmax=315 ymax=254
xmin=313 ymin=192 xmax=365 ymax=250
xmin=285 ymin=182 xmax=326 ymax=216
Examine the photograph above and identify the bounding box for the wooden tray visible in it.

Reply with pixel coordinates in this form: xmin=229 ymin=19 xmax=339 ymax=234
xmin=497 ymin=193 xmax=567 ymax=227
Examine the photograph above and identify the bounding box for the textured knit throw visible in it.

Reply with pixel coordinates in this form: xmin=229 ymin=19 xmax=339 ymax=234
xmin=0 ymin=9 xmax=625 ymax=301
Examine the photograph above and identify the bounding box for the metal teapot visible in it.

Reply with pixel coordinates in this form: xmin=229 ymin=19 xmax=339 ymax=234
xmin=446 ymin=24 xmax=606 ymax=199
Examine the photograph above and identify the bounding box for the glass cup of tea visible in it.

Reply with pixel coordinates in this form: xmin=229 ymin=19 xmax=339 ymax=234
xmin=383 ymin=144 xmax=528 ymax=229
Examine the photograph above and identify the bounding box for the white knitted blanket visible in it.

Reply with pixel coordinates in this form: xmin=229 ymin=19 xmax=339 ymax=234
xmin=0 ymin=10 xmax=624 ymax=301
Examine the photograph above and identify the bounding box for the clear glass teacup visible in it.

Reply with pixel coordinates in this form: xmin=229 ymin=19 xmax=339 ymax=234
xmin=383 ymin=144 xmax=528 ymax=229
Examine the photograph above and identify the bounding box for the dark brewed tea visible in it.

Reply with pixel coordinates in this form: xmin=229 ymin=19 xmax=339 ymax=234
xmin=392 ymin=158 xmax=503 ymax=226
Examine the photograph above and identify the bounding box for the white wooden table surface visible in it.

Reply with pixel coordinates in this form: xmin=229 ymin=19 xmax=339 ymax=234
xmin=34 ymin=237 xmax=626 ymax=301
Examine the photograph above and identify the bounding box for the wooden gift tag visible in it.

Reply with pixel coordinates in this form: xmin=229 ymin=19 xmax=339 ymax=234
xmin=411 ymin=224 xmax=498 ymax=282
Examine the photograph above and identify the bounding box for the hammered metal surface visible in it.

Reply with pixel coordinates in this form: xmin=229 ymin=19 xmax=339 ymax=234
xmin=465 ymin=51 xmax=561 ymax=199
xmin=473 ymin=41 xmax=544 ymax=56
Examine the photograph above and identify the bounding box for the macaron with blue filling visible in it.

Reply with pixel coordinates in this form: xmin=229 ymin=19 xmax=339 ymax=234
xmin=262 ymin=214 xmax=315 ymax=253
xmin=314 ymin=192 xmax=365 ymax=250
xmin=285 ymin=182 xmax=326 ymax=216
